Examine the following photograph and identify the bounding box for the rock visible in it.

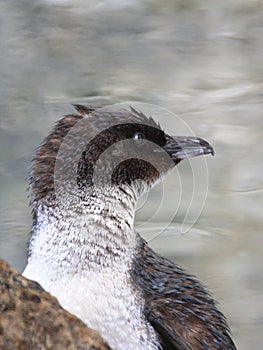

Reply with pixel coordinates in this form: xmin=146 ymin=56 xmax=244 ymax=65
xmin=0 ymin=259 xmax=111 ymax=350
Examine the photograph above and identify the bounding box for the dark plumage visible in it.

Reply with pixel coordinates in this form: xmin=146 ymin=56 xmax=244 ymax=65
xmin=132 ymin=242 xmax=236 ymax=350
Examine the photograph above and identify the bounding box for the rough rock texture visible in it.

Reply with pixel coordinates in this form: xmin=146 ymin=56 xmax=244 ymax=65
xmin=0 ymin=260 xmax=111 ymax=350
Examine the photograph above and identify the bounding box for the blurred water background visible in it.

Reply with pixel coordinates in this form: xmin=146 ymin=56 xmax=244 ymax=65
xmin=0 ymin=1 xmax=263 ymax=348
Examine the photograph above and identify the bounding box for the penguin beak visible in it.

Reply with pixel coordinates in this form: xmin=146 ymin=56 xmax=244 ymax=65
xmin=163 ymin=135 xmax=214 ymax=163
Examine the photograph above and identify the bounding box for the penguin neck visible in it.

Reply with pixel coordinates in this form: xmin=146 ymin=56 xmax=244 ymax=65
xmin=27 ymin=184 xmax=141 ymax=275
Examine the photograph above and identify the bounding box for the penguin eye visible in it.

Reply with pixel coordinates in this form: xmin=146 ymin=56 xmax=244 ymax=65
xmin=133 ymin=132 xmax=145 ymax=140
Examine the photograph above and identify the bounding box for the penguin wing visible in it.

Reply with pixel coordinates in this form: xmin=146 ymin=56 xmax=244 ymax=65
xmin=131 ymin=242 xmax=237 ymax=350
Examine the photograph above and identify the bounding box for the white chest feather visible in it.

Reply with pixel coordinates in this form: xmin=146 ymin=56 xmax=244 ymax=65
xmin=24 ymin=263 xmax=160 ymax=350
xmin=23 ymin=200 xmax=161 ymax=350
